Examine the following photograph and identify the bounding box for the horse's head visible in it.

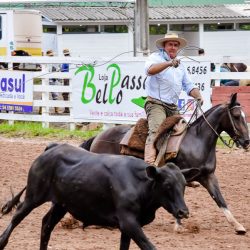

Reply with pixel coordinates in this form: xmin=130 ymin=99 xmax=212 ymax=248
xmin=225 ymin=93 xmax=250 ymax=150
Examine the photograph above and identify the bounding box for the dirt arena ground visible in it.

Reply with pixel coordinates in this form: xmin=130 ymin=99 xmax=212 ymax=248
xmin=0 ymin=137 xmax=249 ymax=250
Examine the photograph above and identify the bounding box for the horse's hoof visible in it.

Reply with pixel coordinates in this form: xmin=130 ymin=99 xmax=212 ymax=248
xmin=174 ymin=224 xmax=187 ymax=234
xmin=235 ymin=224 xmax=247 ymax=235
xmin=235 ymin=225 xmax=246 ymax=235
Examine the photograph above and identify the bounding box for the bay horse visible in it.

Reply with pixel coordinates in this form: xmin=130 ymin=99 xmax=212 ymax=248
xmin=80 ymin=93 xmax=250 ymax=234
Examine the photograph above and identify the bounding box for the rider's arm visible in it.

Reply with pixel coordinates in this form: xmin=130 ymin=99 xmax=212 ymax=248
xmin=189 ymin=88 xmax=204 ymax=105
xmin=147 ymin=61 xmax=173 ymax=75
xmin=145 ymin=52 xmax=179 ymax=76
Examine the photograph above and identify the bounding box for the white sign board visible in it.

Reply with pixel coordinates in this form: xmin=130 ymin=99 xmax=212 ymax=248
xmin=72 ymin=60 xmax=211 ymax=123
xmin=0 ymin=71 xmax=34 ymax=112
xmin=179 ymin=61 xmax=211 ymax=119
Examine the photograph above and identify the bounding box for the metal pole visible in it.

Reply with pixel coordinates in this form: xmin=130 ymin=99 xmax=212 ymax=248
xmin=140 ymin=0 xmax=149 ymax=56
xmin=133 ymin=6 xmax=137 ymax=57
xmin=135 ymin=0 xmax=149 ymax=56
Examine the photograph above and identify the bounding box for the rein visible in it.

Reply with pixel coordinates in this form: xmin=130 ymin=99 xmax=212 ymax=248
xmin=92 ymin=102 xmax=242 ymax=149
xmin=196 ymin=103 xmax=242 ymax=148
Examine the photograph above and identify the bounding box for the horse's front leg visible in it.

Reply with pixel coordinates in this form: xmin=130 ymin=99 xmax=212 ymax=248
xmin=200 ymin=173 xmax=246 ymax=234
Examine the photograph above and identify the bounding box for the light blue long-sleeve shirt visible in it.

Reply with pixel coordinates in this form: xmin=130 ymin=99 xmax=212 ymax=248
xmin=145 ymin=51 xmax=196 ymax=105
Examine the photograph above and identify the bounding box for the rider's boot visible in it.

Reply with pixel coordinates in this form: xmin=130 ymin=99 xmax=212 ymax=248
xmin=144 ymin=143 xmax=156 ymax=165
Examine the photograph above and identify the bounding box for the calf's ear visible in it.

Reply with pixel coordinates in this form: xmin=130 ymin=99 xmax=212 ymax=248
xmin=181 ymin=168 xmax=200 ymax=182
xmin=146 ymin=165 xmax=158 ymax=179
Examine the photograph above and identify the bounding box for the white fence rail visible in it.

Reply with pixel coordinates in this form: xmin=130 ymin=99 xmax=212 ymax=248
xmin=0 ymin=55 xmax=249 ymax=130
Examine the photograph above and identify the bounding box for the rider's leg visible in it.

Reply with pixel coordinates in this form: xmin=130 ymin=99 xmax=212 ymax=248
xmin=144 ymin=101 xmax=166 ymax=165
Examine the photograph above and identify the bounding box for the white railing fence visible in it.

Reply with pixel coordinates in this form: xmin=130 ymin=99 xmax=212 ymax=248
xmin=0 ymin=56 xmax=93 ymax=130
xmin=0 ymin=55 xmax=249 ymax=130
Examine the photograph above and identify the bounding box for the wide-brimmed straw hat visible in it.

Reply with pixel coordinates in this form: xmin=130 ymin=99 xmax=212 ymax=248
xmin=155 ymin=33 xmax=187 ymax=49
xmin=46 ymin=49 xmax=54 ymax=56
xmin=63 ymin=48 xmax=70 ymax=56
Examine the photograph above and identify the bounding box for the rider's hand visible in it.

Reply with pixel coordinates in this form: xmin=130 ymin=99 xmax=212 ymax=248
xmin=171 ymin=59 xmax=180 ymax=68
xmin=196 ymin=97 xmax=204 ymax=106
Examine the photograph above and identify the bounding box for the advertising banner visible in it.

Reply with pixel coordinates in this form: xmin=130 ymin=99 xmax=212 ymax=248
xmin=0 ymin=71 xmax=34 ymax=112
xmin=72 ymin=60 xmax=211 ymax=123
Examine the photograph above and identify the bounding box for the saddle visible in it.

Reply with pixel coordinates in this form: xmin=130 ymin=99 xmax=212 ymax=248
xmin=120 ymin=115 xmax=187 ymax=162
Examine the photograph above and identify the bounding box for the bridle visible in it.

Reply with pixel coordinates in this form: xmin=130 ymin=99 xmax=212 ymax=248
xmin=227 ymin=105 xmax=242 ymax=139
xmin=193 ymin=103 xmax=243 ymax=148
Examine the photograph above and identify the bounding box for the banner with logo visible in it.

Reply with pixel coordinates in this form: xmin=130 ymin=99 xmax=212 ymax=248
xmin=0 ymin=71 xmax=34 ymax=112
xmin=72 ymin=60 xmax=211 ymax=123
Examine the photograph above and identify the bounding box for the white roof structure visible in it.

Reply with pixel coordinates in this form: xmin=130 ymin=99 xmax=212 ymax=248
xmin=0 ymin=0 xmax=135 ymax=3
xmin=36 ymin=4 xmax=250 ymax=23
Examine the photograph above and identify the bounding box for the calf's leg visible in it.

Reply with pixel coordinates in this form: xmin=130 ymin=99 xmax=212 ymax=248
xmin=40 ymin=204 xmax=67 ymax=250
xmin=0 ymin=200 xmax=38 ymax=249
xmin=200 ymin=173 xmax=246 ymax=234
xmin=119 ymin=213 xmax=156 ymax=250
xmin=120 ymin=233 xmax=131 ymax=250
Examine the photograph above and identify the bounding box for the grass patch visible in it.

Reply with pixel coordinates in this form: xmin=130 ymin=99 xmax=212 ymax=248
xmin=216 ymin=134 xmax=237 ymax=148
xmin=0 ymin=121 xmax=101 ymax=140
xmin=0 ymin=121 xmax=237 ymax=149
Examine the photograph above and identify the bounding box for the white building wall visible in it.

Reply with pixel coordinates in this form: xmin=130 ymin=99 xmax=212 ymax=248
xmin=203 ymin=31 xmax=250 ymax=57
xmin=60 ymin=33 xmax=133 ymax=58
xmin=149 ymin=34 xmax=162 ymax=52
xmin=149 ymin=31 xmax=250 ymax=57
xmin=182 ymin=32 xmax=200 ymax=56
xmin=42 ymin=30 xmax=250 ymax=58
xmin=42 ymin=33 xmax=57 ymax=55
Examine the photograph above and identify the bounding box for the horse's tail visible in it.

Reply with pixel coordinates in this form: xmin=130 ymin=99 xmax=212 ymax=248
xmin=1 ymin=186 xmax=26 ymax=215
xmin=79 ymin=136 xmax=96 ymax=151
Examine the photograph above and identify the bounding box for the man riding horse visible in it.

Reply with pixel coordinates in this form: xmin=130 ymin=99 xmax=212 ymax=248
xmin=144 ymin=33 xmax=203 ymax=165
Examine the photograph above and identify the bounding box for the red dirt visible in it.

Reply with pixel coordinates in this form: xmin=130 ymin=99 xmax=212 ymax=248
xmin=0 ymin=137 xmax=249 ymax=250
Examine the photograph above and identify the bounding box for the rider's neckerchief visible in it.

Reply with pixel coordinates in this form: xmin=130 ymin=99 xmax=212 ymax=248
xmin=159 ymin=48 xmax=171 ymax=61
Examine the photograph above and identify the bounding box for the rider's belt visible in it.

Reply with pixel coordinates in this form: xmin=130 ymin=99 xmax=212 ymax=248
xmin=146 ymin=96 xmax=178 ymax=111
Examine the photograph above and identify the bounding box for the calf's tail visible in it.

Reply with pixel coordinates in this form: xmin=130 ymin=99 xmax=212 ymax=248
xmin=1 ymin=186 xmax=26 ymax=215
xmin=79 ymin=136 xmax=96 ymax=151
xmin=44 ymin=142 xmax=60 ymax=151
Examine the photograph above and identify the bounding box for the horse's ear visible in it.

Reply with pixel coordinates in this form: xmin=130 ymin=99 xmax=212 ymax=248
xmin=229 ymin=93 xmax=237 ymax=108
